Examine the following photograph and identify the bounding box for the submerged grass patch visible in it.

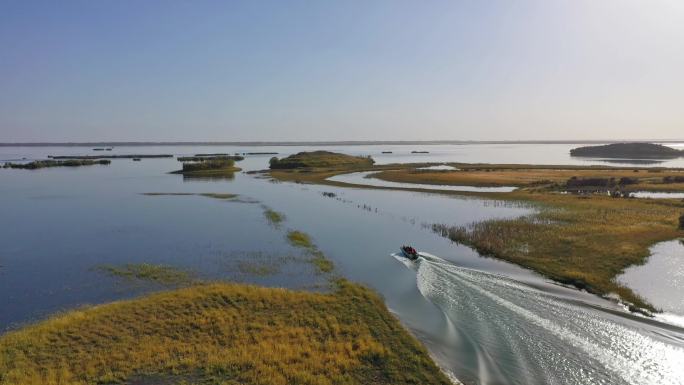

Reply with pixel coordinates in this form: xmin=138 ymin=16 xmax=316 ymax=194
xmin=287 ymin=230 xmax=314 ymax=249
xmin=287 ymin=230 xmax=336 ymax=275
xmin=96 ymin=263 xmax=195 ymax=286
xmin=236 ymin=260 xmax=281 ymax=276
xmin=0 ymin=281 xmax=451 ymax=385
xmin=263 ymin=207 xmax=285 ymax=227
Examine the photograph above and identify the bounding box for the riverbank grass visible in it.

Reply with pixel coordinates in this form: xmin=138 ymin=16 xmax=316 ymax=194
xmin=432 ymin=192 xmax=684 ymax=311
xmin=0 ymin=281 xmax=451 ymax=385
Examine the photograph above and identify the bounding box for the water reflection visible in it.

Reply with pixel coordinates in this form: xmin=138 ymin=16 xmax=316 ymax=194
xmin=617 ymin=240 xmax=684 ymax=316
xmin=180 ymin=172 xmax=236 ymax=182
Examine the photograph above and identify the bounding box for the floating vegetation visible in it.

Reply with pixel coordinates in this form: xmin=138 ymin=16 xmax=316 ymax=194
xmin=287 ymin=230 xmax=313 ymax=249
xmin=3 ymin=159 xmax=111 ymax=169
xmin=286 ymin=230 xmax=336 ymax=275
xmin=237 ymin=260 xmax=281 ymax=276
xmin=310 ymin=250 xmax=334 ymax=273
xmin=96 ymin=263 xmax=196 ymax=286
xmin=217 ymin=251 xmax=303 ymax=280
xmin=0 ymin=282 xmax=451 ymax=385
xmin=263 ymin=207 xmax=285 ymax=227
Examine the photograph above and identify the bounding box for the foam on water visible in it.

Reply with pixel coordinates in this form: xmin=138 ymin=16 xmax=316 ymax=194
xmin=410 ymin=253 xmax=684 ymax=385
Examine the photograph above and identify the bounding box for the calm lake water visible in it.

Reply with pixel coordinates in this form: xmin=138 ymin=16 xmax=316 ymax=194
xmin=2 ymin=143 xmax=684 ymax=385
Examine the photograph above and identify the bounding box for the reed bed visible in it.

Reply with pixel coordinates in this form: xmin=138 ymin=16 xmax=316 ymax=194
xmin=432 ymin=193 xmax=684 ymax=311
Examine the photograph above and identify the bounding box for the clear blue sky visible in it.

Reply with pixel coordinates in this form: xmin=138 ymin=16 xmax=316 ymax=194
xmin=1 ymin=0 xmax=683 ymax=142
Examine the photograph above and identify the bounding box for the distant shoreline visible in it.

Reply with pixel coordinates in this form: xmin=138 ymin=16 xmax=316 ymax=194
xmin=1 ymin=139 xmax=683 ymax=147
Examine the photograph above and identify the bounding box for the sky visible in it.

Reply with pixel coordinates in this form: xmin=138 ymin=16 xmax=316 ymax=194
xmin=1 ymin=0 xmax=683 ymax=142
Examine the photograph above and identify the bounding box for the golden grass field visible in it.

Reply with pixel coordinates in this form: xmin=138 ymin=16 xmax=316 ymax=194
xmin=0 ymin=281 xmax=451 ymax=385
xmin=267 ymin=158 xmax=684 ymax=312
xmin=372 ymin=165 xmax=684 ymax=191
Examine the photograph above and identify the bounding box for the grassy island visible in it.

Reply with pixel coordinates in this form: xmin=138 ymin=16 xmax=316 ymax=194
xmin=171 ymin=159 xmax=241 ymax=176
xmin=267 ymin=159 xmax=684 ymax=312
xmin=0 ymin=281 xmax=451 ymax=385
xmin=269 ymin=151 xmax=374 ymax=170
xmin=3 ymin=159 xmax=111 ymax=169
xmin=570 ymin=142 xmax=683 ymax=159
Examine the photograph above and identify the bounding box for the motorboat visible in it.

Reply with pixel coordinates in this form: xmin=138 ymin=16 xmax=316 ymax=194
xmin=400 ymin=245 xmax=419 ymax=260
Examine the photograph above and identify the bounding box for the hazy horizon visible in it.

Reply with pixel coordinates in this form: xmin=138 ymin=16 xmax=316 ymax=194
xmin=2 ymin=1 xmax=683 ymax=142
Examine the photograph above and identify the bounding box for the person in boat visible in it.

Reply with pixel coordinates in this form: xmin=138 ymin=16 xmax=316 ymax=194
xmin=401 ymin=245 xmax=418 ymax=259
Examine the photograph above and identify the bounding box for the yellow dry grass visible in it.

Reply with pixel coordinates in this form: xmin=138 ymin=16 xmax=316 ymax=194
xmin=0 ymin=281 xmax=451 ymax=385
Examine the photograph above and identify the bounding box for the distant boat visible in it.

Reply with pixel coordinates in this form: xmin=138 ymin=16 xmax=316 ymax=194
xmin=411 ymin=151 xmax=429 ymax=154
xmin=400 ymin=245 xmax=419 ymax=260
xmin=382 ymin=151 xmax=393 ymax=154
xmin=132 ymin=158 xmax=141 ymax=161
xmin=93 ymin=148 xmax=105 ymax=151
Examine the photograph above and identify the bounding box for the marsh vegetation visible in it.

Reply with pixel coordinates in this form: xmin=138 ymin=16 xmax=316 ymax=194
xmin=263 ymin=207 xmax=285 ymax=227
xmin=430 ymin=192 xmax=684 ymax=311
xmin=96 ymin=263 xmax=196 ymax=286
xmin=0 ymin=282 xmax=450 ymax=385
xmin=286 ymin=230 xmax=335 ymax=274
